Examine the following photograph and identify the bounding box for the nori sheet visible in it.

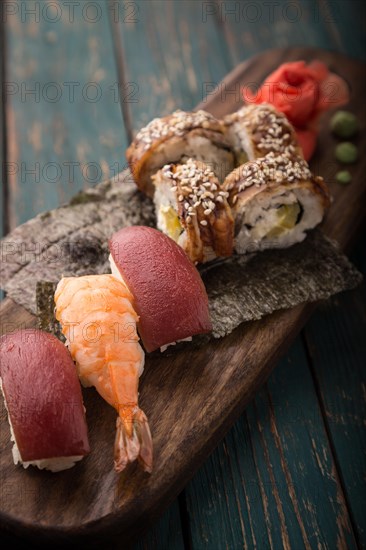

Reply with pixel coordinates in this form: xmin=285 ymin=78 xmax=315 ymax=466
xmin=36 ymin=281 xmax=65 ymax=342
xmin=201 ymin=230 xmax=362 ymax=337
xmin=0 ymin=172 xmax=155 ymax=313
xmin=0 ymin=170 xmax=362 ymax=339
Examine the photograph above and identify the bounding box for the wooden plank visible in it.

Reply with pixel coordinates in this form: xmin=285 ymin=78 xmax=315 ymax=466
xmin=4 ymin=0 xmax=128 ymax=229
xmin=115 ymin=0 xmax=233 ymax=132
xmin=185 ymin=337 xmax=357 ymax=549
xmin=216 ymin=0 xmax=364 ymax=66
xmin=0 ymin=48 xmax=365 ymax=546
xmin=303 ymin=232 xmax=366 ymax=547
xmin=319 ymin=0 xmax=366 ymax=60
xmin=0 ymin=499 xmax=184 ymax=550
xmin=133 ymin=499 xmax=185 ymax=550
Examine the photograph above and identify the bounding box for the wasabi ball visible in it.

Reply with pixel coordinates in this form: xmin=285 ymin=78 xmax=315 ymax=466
xmin=331 ymin=111 xmax=358 ymax=138
xmin=335 ymin=142 xmax=358 ymax=164
xmin=336 ymin=170 xmax=352 ymax=185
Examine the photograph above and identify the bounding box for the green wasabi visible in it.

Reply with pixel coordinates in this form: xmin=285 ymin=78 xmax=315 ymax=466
xmin=336 ymin=170 xmax=352 ymax=185
xmin=335 ymin=142 xmax=358 ymax=164
xmin=331 ymin=111 xmax=358 ymax=139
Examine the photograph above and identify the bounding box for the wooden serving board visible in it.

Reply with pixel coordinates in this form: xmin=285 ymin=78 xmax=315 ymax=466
xmin=0 ymin=48 xmax=365 ymax=547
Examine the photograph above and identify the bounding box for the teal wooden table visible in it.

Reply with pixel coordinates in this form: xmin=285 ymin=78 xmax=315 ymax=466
xmin=1 ymin=1 xmax=365 ymax=548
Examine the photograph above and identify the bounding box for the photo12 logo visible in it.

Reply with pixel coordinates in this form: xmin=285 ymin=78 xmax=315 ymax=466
xmin=3 ymin=160 xmax=130 ymax=185
xmin=201 ymin=1 xmax=339 ymax=24
xmin=2 ymin=81 xmax=139 ymax=105
xmin=1 ymin=1 xmax=140 ymax=24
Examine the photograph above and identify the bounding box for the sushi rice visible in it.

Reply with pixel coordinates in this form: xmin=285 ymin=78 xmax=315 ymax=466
xmin=233 ymin=186 xmax=325 ymax=254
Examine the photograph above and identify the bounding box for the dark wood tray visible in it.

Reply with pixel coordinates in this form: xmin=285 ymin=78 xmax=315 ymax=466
xmin=0 ymin=48 xmax=365 ymax=547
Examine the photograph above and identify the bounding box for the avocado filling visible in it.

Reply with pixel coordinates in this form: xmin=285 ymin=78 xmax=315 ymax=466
xmin=266 ymin=203 xmax=301 ymax=238
xmin=160 ymin=206 xmax=183 ymax=242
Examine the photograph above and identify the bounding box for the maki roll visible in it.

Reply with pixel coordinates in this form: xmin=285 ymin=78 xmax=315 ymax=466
xmin=223 ymin=103 xmax=302 ymax=165
xmin=152 ymin=158 xmax=234 ymax=263
xmin=109 ymin=226 xmax=212 ymax=352
xmin=126 ymin=110 xmax=235 ymax=197
xmin=223 ymin=152 xmax=330 ymax=254
xmin=0 ymin=329 xmax=90 ymax=472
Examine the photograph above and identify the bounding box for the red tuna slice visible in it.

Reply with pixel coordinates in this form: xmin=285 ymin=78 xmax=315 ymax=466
xmin=109 ymin=226 xmax=212 ymax=352
xmin=0 ymin=329 xmax=90 ymax=464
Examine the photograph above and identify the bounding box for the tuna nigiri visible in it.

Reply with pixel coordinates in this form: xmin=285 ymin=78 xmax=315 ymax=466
xmin=0 ymin=329 xmax=90 ymax=472
xmin=108 ymin=226 xmax=212 ymax=352
xmin=54 ymin=274 xmax=152 ymax=473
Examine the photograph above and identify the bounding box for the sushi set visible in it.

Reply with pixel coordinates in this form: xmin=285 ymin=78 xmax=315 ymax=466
xmin=0 ymin=48 xmax=365 ymax=545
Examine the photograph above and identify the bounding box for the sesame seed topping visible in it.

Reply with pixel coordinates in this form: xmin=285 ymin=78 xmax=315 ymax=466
xmin=224 ymin=103 xmax=299 ymax=158
xmin=200 ymin=220 xmax=208 ymax=226
xmin=134 ymin=109 xmax=220 ymax=151
xmin=228 ymin=153 xmax=312 ymax=198
xmin=158 ymin=158 xmax=231 ymax=230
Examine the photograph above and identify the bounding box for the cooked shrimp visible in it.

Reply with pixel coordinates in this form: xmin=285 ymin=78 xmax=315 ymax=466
xmin=54 ymin=274 xmax=153 ymax=473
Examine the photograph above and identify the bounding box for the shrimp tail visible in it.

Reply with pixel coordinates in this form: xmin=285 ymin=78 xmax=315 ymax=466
xmin=114 ymin=408 xmax=153 ymax=473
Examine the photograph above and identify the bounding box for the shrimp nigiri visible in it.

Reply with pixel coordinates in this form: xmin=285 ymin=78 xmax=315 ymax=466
xmin=54 ymin=274 xmax=152 ymax=473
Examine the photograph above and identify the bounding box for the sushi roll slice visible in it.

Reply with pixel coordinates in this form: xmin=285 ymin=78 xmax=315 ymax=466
xmin=126 ymin=109 xmax=235 ymax=198
xmin=223 ymin=152 xmax=331 ymax=254
xmin=0 ymin=329 xmax=90 ymax=472
xmin=109 ymin=226 xmax=212 ymax=352
xmin=223 ymin=103 xmax=302 ymax=165
xmin=152 ymin=158 xmax=234 ymax=263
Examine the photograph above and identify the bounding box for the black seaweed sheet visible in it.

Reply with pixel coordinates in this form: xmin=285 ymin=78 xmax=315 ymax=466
xmin=36 ymin=281 xmax=65 ymax=342
xmin=201 ymin=230 xmax=362 ymax=337
xmin=0 ymin=171 xmax=362 ymax=339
